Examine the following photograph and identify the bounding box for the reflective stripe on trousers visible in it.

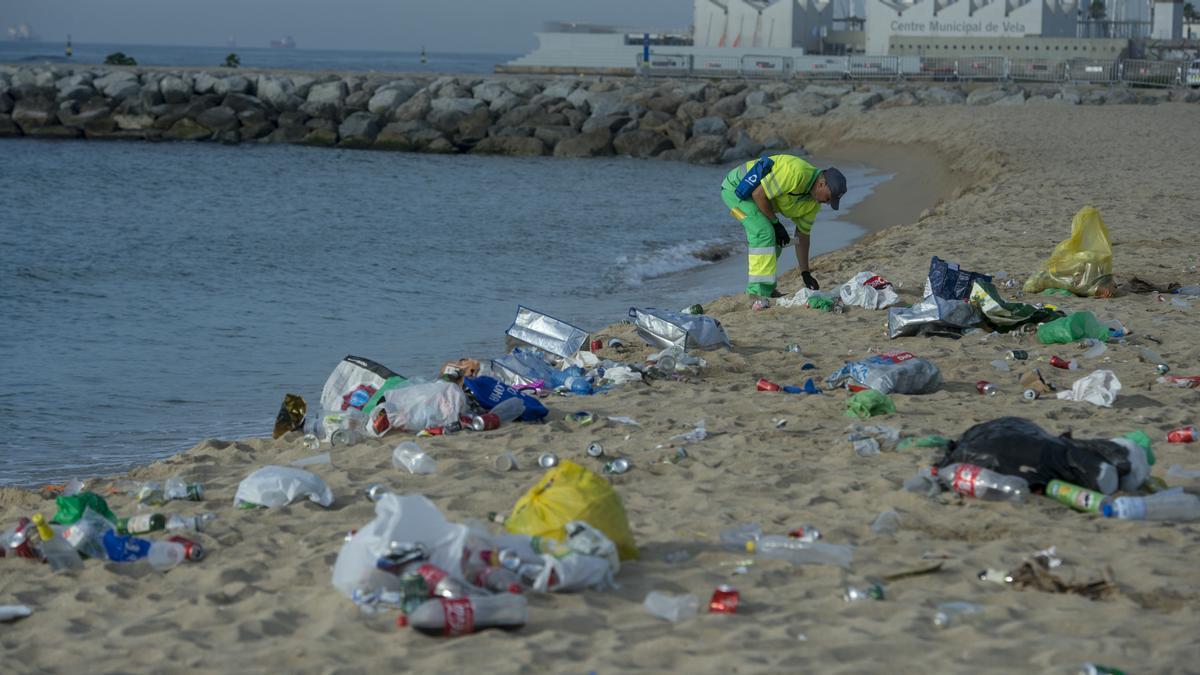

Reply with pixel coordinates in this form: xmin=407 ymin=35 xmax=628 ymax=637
xmin=721 ymin=188 xmax=779 ymax=297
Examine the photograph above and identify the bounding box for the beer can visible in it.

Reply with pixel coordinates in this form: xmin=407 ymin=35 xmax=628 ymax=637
xmin=756 ymin=378 xmax=781 ymax=392
xmin=975 ymin=380 xmax=998 ymax=396
xmin=708 ymin=585 xmax=739 ymax=614
xmin=469 ymin=413 xmax=500 ymax=432
xmin=1006 ymin=349 xmax=1029 ymax=361
xmin=364 ymin=483 xmax=389 ymax=502
xmin=590 ymin=338 xmax=603 ymax=352
xmin=1045 ymin=479 xmax=1105 ymax=513
xmin=167 ymin=535 xmax=205 ymax=562
xmin=603 ymin=457 xmax=630 ymax=474
xmin=1023 ymin=388 xmax=1039 ymax=400
xmin=538 ymin=453 xmax=559 ymax=469
xmin=1049 ymin=355 xmax=1071 ymax=370
xmin=493 ymin=453 xmax=518 ymax=472
xmin=586 ymin=442 xmax=604 ymax=458
xmin=1167 ymin=425 xmax=1197 ymax=443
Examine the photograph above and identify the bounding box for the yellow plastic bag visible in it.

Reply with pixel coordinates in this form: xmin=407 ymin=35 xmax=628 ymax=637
xmin=505 ymin=460 xmax=638 ymax=560
xmin=1023 ymin=206 xmax=1116 ymax=298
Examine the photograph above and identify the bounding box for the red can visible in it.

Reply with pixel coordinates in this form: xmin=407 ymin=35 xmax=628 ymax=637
xmin=709 ymin=585 xmax=740 ymax=614
xmin=1049 ymin=355 xmax=1072 ymax=370
xmin=590 ymin=338 xmax=603 ymax=352
xmin=1167 ymin=425 xmax=1198 ymax=443
xmin=976 ymin=380 xmax=998 ymax=395
xmin=167 ymin=535 xmax=205 ymax=562
xmin=468 ymin=413 xmax=500 ymax=432
xmin=756 ymin=378 xmax=781 ymax=392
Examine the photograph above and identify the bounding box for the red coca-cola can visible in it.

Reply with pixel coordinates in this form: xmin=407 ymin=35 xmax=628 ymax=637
xmin=1049 ymin=355 xmax=1071 ymax=370
xmin=468 ymin=413 xmax=500 ymax=432
xmin=1167 ymin=425 xmax=1198 ymax=443
xmin=709 ymin=585 xmax=740 ymax=614
xmin=590 ymin=338 xmax=603 ymax=352
xmin=167 ymin=535 xmax=205 ymax=562
xmin=756 ymin=378 xmax=781 ymax=392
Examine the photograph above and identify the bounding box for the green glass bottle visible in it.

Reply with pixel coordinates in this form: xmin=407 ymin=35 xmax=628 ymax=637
xmin=118 ymin=513 xmax=167 ymax=535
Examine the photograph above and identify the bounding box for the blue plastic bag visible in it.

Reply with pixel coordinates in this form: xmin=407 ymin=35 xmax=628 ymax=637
xmin=734 ymin=156 xmax=774 ymax=200
xmin=463 ymin=376 xmax=548 ymax=422
xmin=927 ymin=256 xmax=992 ymax=302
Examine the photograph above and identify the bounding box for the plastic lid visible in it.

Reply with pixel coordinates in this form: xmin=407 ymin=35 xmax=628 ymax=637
xmin=1101 ymin=503 xmax=1114 ymax=518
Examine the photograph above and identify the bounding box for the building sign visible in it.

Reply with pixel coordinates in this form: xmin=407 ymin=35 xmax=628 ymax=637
xmin=889 ymin=18 xmax=1029 ymax=36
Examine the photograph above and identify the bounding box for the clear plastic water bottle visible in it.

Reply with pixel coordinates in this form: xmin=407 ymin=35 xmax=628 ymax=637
xmin=936 ymin=463 xmax=1029 ymax=502
xmin=407 ymin=594 xmax=528 ymax=636
xmin=392 ymin=441 xmax=437 ymax=475
xmin=643 ymin=591 xmax=699 ymax=623
xmin=745 ymin=536 xmax=853 ymax=567
xmin=146 ymin=540 xmax=187 ymax=570
xmin=1102 ymin=489 xmax=1200 ymax=521
xmin=166 ymin=512 xmax=217 ymax=532
xmin=30 ymin=514 xmax=84 ymax=572
xmin=489 ymin=396 xmax=525 ymax=423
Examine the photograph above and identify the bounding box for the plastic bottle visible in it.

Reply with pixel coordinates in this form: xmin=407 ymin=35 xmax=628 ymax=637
xmin=164 ymin=476 xmax=204 ymax=501
xmin=407 ymin=594 xmax=528 ymax=636
xmin=745 ymin=536 xmax=854 ymax=567
xmin=119 ymin=513 xmax=167 ymax=535
xmin=1137 ymin=346 xmax=1169 ymax=373
xmin=643 ymin=591 xmax=699 ymax=623
xmin=489 ymin=396 xmax=525 ymax=423
xmin=718 ymin=523 xmax=763 ymax=550
xmin=146 ymin=540 xmax=187 ymax=570
xmin=166 ymin=512 xmax=217 ymax=533
xmin=392 ymin=441 xmax=437 ymax=475
xmin=30 ymin=514 xmax=84 ymax=572
xmin=471 ymin=566 xmax=523 ymax=594
xmin=935 ymin=464 xmax=1029 ymax=502
xmin=1102 ymin=489 xmax=1200 ymax=521
xmin=932 ymin=601 xmax=981 ymax=628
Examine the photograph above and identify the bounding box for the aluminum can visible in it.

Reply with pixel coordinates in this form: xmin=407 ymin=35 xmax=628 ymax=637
xmin=1006 ymin=350 xmax=1029 ymax=361
xmin=167 ymin=535 xmax=205 ymax=562
xmin=843 ymin=584 xmax=885 ymax=602
xmin=708 ymin=585 xmax=739 ymax=614
xmin=537 ymin=453 xmax=559 ymax=469
xmin=1045 ymin=479 xmax=1104 ymax=513
xmin=787 ymin=525 xmax=822 ymax=542
xmin=364 ymin=483 xmax=389 ymax=502
xmin=1167 ymin=425 xmax=1197 ymax=443
xmin=756 ymin=378 xmax=781 ymax=392
xmin=603 ymin=457 xmax=630 ymax=474
xmin=1049 ymin=355 xmax=1071 ymax=370
xmin=785 ymin=343 xmax=802 ymax=353
xmin=586 ymin=442 xmax=604 ymax=458
xmin=1023 ymin=389 xmax=1039 ymax=400
xmin=493 ymin=453 xmax=518 ymax=472
xmin=590 ymin=338 xmax=603 ymax=352
xmin=976 ymin=380 xmax=998 ymax=396
xmin=469 ymin=413 xmax=500 ymax=432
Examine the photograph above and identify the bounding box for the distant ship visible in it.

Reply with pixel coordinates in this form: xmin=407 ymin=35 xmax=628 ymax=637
xmin=6 ymin=23 xmax=37 ymax=41
xmin=270 ymin=35 xmax=296 ymax=49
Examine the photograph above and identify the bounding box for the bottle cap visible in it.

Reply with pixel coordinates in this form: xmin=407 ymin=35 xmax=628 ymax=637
xmin=1101 ymin=503 xmax=1114 ymax=518
xmin=744 ymin=540 xmax=756 ymax=553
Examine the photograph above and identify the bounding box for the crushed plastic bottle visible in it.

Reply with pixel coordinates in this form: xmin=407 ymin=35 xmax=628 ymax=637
xmin=643 ymin=591 xmax=700 ymax=623
xmin=392 ymin=441 xmax=437 ymax=475
xmin=746 ymin=536 xmax=853 ymax=568
xmin=932 ymin=601 xmax=981 ymax=628
xmin=870 ymin=509 xmax=901 ymax=535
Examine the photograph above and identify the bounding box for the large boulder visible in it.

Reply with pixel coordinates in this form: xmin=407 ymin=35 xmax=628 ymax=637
xmin=675 ymin=99 xmax=706 ymax=123
xmin=264 ymin=122 xmax=307 ymax=144
xmin=159 ymin=76 xmax=192 ymax=104
xmin=805 ymin=84 xmax=852 ymax=97
xmin=875 ymin=90 xmax=918 ymax=109
xmin=744 ymin=89 xmax=775 ymax=107
xmin=302 ymin=80 xmax=348 ymax=118
xmin=581 ymin=113 xmax=631 ymax=134
xmin=372 ymin=122 xmax=417 ymax=151
xmin=338 ymin=111 xmax=381 ymax=148
xmin=0 ymin=93 xmax=12 ymax=114
xmin=113 ymin=112 xmax=157 ymax=130
xmin=163 ymin=117 xmax=211 ymax=141
xmin=917 ymin=87 xmax=966 ymax=105
xmin=506 ymin=80 xmax=541 ymax=98
xmin=428 ymin=97 xmax=484 ymax=132
xmin=495 ymin=103 xmax=539 ymax=128
xmin=393 ymin=89 xmax=432 ymax=122
xmin=11 ymin=97 xmax=58 ymax=130
xmin=645 ymin=93 xmax=685 ymax=115
xmin=93 ymin=70 xmax=138 ymax=95
xmin=691 ymin=116 xmax=728 ymax=136
xmin=212 ymin=75 xmax=252 ymax=97
xmin=708 ymin=93 xmax=746 ymax=118
xmin=471 ymin=80 xmax=510 ymax=104
xmin=966 ymin=87 xmax=1008 ymax=106
xmin=237 ymin=108 xmax=267 ymax=126
xmin=613 ymin=129 xmax=673 ymax=158
xmin=301 ymin=118 xmax=338 ymax=146
xmin=367 ymin=84 xmax=419 ymax=116
xmin=472 ymin=135 xmax=547 ymax=156
xmin=9 ymin=69 xmax=56 ymax=99
xmin=992 ymin=91 xmax=1028 ymax=106
xmin=778 ymin=91 xmax=835 ymax=116
xmin=0 ymin=113 xmax=20 ymax=136
xmin=196 ymin=105 xmax=239 ymax=132
xmin=453 ymin=107 xmax=491 ymax=144
xmin=553 ymin=128 xmax=614 ymax=157
xmin=256 ymin=75 xmax=302 ymax=111
xmin=488 ymin=91 xmax=521 ymax=115
xmin=221 ymin=92 xmax=265 ymax=113
xmin=192 ymin=72 xmax=218 ymax=94
xmin=533 ymin=125 xmax=576 ymax=148
xmin=541 ymin=80 xmax=577 ymax=100
xmin=681 ymin=135 xmax=726 ymax=164
xmin=720 ymin=129 xmax=764 ymax=163
xmin=58 ymin=83 xmax=95 ymax=103
xmin=839 ymin=91 xmax=883 ymax=110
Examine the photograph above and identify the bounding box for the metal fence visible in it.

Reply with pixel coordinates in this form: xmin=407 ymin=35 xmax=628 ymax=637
xmin=638 ymin=52 xmax=1192 ymax=88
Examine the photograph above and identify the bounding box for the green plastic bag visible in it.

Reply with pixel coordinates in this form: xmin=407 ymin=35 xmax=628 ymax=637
xmin=53 ymin=492 xmax=118 ymax=525
xmin=845 ymin=390 xmax=896 ymax=419
xmin=1037 ymin=311 xmax=1109 ymax=345
xmin=969 ymin=280 xmax=1064 ymax=333
xmin=897 ymin=434 xmax=951 ymax=451
xmin=1122 ymin=429 xmax=1155 ymax=466
xmin=807 ymin=296 xmax=835 ymax=312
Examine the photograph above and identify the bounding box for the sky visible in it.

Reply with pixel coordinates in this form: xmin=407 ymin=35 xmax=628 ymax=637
xmin=0 ymin=0 xmax=695 ymax=53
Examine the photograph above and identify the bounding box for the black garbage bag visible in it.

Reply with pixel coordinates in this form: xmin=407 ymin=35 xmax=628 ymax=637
xmin=936 ymin=417 xmax=1135 ymax=494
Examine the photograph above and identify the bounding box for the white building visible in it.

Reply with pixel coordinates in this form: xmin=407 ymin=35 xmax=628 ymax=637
xmin=693 ymin=0 xmax=835 ymax=52
xmin=1151 ymin=0 xmax=1183 ymax=39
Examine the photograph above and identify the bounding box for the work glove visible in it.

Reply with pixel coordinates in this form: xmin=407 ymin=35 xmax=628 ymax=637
xmin=771 ymin=221 xmax=791 ymax=248
xmin=802 ymin=271 xmax=820 ymax=291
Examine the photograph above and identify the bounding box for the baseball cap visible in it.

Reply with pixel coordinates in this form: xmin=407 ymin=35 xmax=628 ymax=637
xmin=824 ymin=167 xmax=847 ymax=210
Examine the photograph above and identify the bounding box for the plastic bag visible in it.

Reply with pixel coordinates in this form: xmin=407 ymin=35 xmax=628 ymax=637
xmin=628 ymin=307 xmax=731 ymax=351
xmin=233 ymin=465 xmax=333 ymax=508
xmin=1023 ymin=206 xmax=1116 ymax=298
xmin=826 ymin=351 xmax=942 ymax=395
xmin=887 ymin=295 xmax=981 ymax=339
xmin=53 ymin=492 xmax=117 ymax=526
xmin=320 ymin=355 xmax=407 ymax=416
xmin=505 ymin=460 xmax=638 ymax=561
xmin=1037 ymin=311 xmax=1110 ymax=345
xmin=272 ymin=393 xmax=307 ymax=439
xmin=1056 ymin=370 xmax=1121 ymax=408
xmin=839 ymin=272 xmax=900 ymax=310
xmin=968 ymin=280 xmax=1063 ymax=332
xmin=776 ymin=288 xmax=834 ymax=308
xmin=331 ymin=493 xmax=469 ymax=600
xmin=925 ymin=256 xmax=992 ymax=301
xmin=463 ymin=375 xmax=548 ymax=422
xmin=845 ymin=390 xmax=896 ymax=419
xmin=365 ymin=380 xmax=466 ymax=436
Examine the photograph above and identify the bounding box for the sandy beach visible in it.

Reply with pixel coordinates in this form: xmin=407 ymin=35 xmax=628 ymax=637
xmin=3 ymin=102 xmax=1199 ymax=674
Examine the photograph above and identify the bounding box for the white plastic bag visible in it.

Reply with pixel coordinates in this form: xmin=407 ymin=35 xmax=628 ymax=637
xmin=365 ymin=380 xmax=466 ymax=436
xmin=233 ymin=465 xmax=334 ymax=508
xmin=776 ymin=288 xmax=835 ymax=308
xmin=839 ymin=271 xmax=900 ymax=310
xmin=331 ymin=493 xmax=469 ymax=600
xmin=1056 ymin=370 xmax=1121 ymax=407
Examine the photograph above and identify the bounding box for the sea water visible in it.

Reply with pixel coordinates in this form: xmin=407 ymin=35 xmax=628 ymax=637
xmin=0 ymin=138 xmax=886 ymax=485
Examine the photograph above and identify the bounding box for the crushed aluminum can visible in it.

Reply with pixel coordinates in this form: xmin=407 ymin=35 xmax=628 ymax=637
xmin=708 ymin=585 xmax=739 ymax=614
xmin=565 ymin=411 xmax=595 ymax=425
xmin=664 ymin=447 xmax=688 ymax=464
xmin=1006 ymin=349 xmax=1029 ymax=361
xmin=364 ymin=483 xmax=390 ymax=502
xmin=586 ymin=442 xmax=604 ymax=458
xmin=976 ymin=380 xmax=998 ymax=396
xmin=1167 ymin=425 xmax=1197 ymax=443
xmin=787 ymin=525 xmax=822 ymax=542
xmin=538 ymin=453 xmax=559 ymax=469
xmin=977 ymin=568 xmax=1013 ymax=584
xmin=842 ymin=584 xmax=885 ymax=602
xmin=469 ymin=413 xmax=500 ymax=432
xmin=166 ymin=535 xmax=205 ymax=562
xmin=756 ymin=378 xmax=781 ymax=392
xmin=603 ymin=457 xmax=630 ymax=474
xmin=785 ymin=343 xmax=802 ymax=353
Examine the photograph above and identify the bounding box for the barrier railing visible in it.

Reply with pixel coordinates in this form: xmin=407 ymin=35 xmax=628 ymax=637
xmin=638 ymin=52 xmax=1191 ymax=88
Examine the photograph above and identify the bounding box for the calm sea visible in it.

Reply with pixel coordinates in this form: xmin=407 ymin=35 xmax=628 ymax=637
xmin=0 ymin=44 xmax=889 ymax=486
xmin=0 ymin=40 xmax=515 ymax=75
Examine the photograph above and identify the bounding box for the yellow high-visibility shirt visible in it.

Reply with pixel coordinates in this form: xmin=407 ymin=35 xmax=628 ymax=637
xmin=735 ymin=155 xmax=822 ymax=235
